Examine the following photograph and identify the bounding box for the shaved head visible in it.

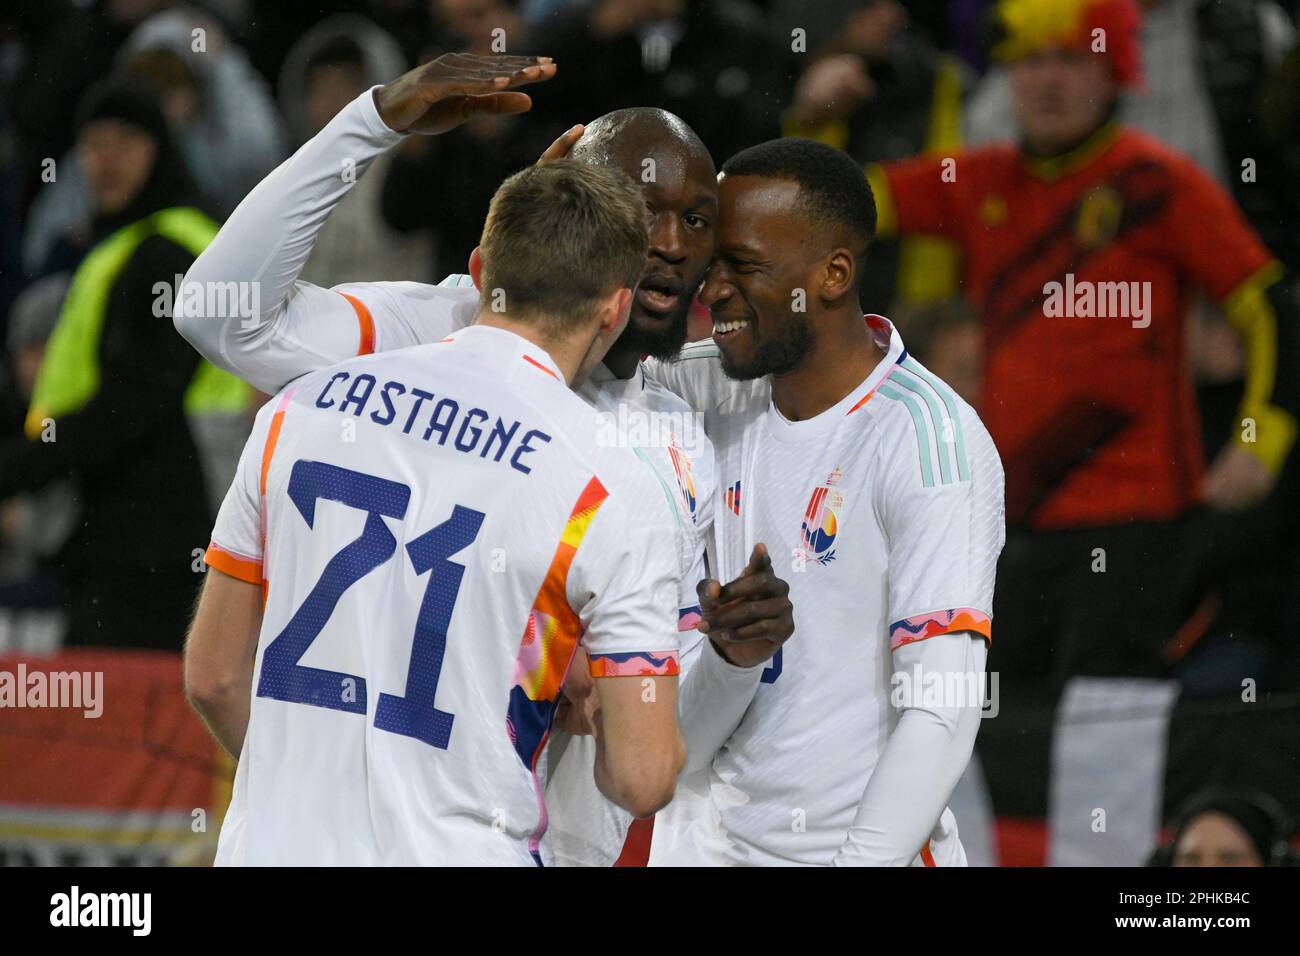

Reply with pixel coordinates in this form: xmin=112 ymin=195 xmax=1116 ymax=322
xmin=563 ymin=107 xmax=718 ymax=365
xmin=571 ymin=107 xmax=711 ymax=171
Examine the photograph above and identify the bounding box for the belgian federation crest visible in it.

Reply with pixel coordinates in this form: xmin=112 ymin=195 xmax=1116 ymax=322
xmin=799 ymin=469 xmax=844 ymax=565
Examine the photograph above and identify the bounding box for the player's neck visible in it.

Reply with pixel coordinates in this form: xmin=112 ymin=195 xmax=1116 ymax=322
xmin=600 ymin=341 xmax=642 ymax=379
xmin=770 ymin=314 xmax=885 ymax=422
xmin=472 ymin=312 xmax=589 ymax=385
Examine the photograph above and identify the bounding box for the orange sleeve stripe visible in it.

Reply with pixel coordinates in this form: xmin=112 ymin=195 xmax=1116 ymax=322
xmin=205 ymin=543 xmax=262 ymax=584
xmin=258 ymin=386 xmax=298 ymax=497
xmin=339 ymin=292 xmax=376 ymax=356
xmin=259 ymin=406 xmax=286 ymax=498
xmin=920 ymin=839 xmax=937 ymax=867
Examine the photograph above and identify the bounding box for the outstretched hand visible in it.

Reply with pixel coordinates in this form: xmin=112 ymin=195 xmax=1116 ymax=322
xmin=375 ymin=53 xmax=557 ymax=136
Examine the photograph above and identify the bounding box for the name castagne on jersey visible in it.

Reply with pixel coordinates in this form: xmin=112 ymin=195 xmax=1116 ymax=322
xmin=314 ymin=368 xmax=551 ymax=475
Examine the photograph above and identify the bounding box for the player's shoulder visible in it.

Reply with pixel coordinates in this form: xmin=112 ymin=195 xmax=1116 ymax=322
xmin=434 ymin=273 xmax=478 ymax=290
xmin=331 ymin=277 xmax=476 ymax=307
xmin=330 ymin=277 xmax=479 ymax=346
xmin=569 ymin=432 xmax=680 ymax=531
xmin=659 ymin=338 xmax=723 ymax=372
xmin=522 ymin=375 xmax=668 ymax=487
xmin=647 ymin=339 xmax=768 ymax=414
xmin=637 ymin=367 xmax=715 ymax=453
xmin=867 ymin=354 xmax=1000 ymax=492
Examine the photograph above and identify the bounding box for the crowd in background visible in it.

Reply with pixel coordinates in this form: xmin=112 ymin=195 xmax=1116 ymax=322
xmin=1 ymin=1 xmax=1299 ymax=847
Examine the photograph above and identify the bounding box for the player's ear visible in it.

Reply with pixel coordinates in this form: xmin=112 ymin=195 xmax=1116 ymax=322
xmin=601 ymin=286 xmax=634 ymax=337
xmin=822 ymin=248 xmax=855 ymax=302
xmin=468 ymin=246 xmax=483 ymax=289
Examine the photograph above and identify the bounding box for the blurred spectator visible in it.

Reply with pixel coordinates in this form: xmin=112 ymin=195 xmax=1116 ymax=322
xmin=1150 ymin=788 xmax=1299 ymax=866
xmin=867 ymin=0 xmax=1300 ymax=695
xmin=242 ymin=0 xmax=384 ymax=83
xmin=0 ymin=275 xmax=78 ymax=629
xmin=1171 ymin=296 xmax=1300 ymax=695
xmin=278 ymin=15 xmax=435 ymax=285
xmin=1 ymin=0 xmax=173 ymax=218
xmin=120 ymin=6 xmax=287 ymax=212
xmin=526 ymin=0 xmax=785 ymax=163
xmin=23 ymin=6 xmax=287 ymax=275
xmin=427 ymin=0 xmax=528 ymax=54
xmin=966 ymin=0 xmax=1298 ymax=270
xmin=781 ymin=0 xmax=968 ymax=310
xmin=0 ymin=78 xmax=249 ymax=650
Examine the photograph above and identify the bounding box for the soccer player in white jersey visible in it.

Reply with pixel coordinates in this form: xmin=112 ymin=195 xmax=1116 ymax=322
xmin=644 ymin=139 xmax=1007 ymax=866
xmin=177 ymin=53 xmax=794 ymax=866
xmin=183 ymin=139 xmax=694 ymax=864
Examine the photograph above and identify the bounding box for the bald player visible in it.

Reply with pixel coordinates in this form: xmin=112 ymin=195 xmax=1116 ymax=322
xmin=175 ymin=52 xmax=794 ymax=866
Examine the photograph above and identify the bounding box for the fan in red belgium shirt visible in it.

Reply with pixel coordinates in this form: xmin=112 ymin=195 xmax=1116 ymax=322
xmin=868 ymin=0 xmax=1300 ymax=685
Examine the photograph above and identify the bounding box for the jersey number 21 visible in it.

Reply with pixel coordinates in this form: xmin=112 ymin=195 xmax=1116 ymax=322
xmin=255 ymin=459 xmax=484 ymax=750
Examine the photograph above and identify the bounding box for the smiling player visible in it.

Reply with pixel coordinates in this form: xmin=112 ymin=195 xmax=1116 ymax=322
xmin=646 ymin=139 xmax=1005 ymax=866
xmin=183 ymin=57 xmax=691 ymax=861
xmin=176 ymin=51 xmax=794 ymax=866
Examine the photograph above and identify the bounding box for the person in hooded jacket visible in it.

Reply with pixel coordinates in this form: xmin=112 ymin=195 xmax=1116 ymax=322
xmin=0 ymin=76 xmax=248 ymax=650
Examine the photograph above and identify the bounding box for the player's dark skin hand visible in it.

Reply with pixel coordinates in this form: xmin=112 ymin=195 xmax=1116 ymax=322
xmin=374 ymin=52 xmax=557 ymax=135
xmin=537 ymin=123 xmax=586 ymax=163
xmin=696 ymin=544 xmax=794 ymax=668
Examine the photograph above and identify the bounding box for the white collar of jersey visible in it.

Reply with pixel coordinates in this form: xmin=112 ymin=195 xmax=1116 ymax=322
xmin=585 ymin=360 xmax=646 ymax=400
xmin=763 ymin=314 xmax=906 ymax=441
xmin=452 ymin=324 xmax=565 ymax=382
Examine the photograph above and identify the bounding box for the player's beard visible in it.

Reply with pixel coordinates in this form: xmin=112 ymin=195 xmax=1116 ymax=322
xmin=618 ymin=295 xmax=692 ymax=361
xmin=719 ymin=310 xmax=815 ymax=381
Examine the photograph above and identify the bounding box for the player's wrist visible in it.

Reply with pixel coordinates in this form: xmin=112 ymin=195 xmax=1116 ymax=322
xmin=708 ymin=637 xmax=761 ymax=670
xmin=707 ymin=635 xmax=733 ymax=663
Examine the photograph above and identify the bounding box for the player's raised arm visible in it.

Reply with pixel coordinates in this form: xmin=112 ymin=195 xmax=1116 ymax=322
xmin=174 ymin=54 xmax=557 ymax=393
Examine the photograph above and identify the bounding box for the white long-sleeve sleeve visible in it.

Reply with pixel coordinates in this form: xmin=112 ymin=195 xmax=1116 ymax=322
xmin=676 ymin=631 xmax=763 ymax=778
xmin=174 ymin=87 xmax=477 ymax=393
xmin=831 ymin=633 xmax=986 ymax=867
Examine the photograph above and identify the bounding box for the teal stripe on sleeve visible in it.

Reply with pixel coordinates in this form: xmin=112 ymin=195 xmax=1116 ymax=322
xmin=902 ymin=358 xmax=969 ymax=482
xmin=890 ymin=368 xmax=953 ymax=485
xmin=877 ymin=382 xmax=935 ymax=488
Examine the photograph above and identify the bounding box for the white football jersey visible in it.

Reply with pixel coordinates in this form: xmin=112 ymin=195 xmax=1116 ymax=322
xmin=409 ymin=279 xmax=723 ymax=867
xmin=176 ymin=89 xmax=732 ymax=866
xmin=644 ymin=316 xmax=1005 ymax=866
xmin=204 ymin=325 xmax=681 ymax=865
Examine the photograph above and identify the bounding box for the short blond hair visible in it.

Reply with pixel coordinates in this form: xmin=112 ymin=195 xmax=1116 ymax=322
xmin=478 ymin=160 xmax=648 ymax=331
